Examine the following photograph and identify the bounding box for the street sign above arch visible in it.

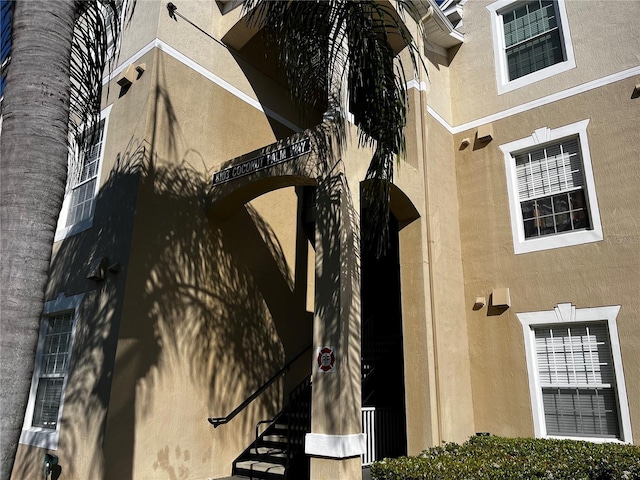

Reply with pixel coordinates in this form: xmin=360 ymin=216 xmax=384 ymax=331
xmin=208 ymin=133 xmax=319 ymax=218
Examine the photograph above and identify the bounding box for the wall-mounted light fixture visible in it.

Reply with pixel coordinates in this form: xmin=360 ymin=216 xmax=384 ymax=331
xmin=492 ymin=288 xmax=511 ymax=308
xmin=116 ymin=64 xmax=135 ymax=88
xmin=87 ymin=256 xmax=109 ymax=281
xmin=477 ymin=123 xmax=493 ymax=142
xmin=44 ymin=453 xmax=58 ymax=478
xmin=116 ymin=63 xmax=146 ymax=89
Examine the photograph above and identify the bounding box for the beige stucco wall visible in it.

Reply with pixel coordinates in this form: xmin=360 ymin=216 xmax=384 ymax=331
xmin=16 ymin=2 xmax=639 ymax=480
xmin=12 ymin=2 xmax=314 ymax=475
xmin=445 ymin=0 xmax=640 ymax=126
xmin=422 ymin=114 xmax=476 ymax=444
xmin=103 ymin=35 xmax=313 ymax=478
xmin=457 ymin=77 xmax=640 ymax=441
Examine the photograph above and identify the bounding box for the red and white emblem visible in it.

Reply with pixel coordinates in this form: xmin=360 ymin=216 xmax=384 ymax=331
xmin=316 ymin=347 xmax=336 ymax=373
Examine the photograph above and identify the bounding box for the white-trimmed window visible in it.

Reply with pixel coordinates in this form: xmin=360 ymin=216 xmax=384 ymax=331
xmin=55 ymin=105 xmax=111 ymax=241
xmin=20 ymin=293 xmax=83 ymax=450
xmin=518 ymin=303 xmax=632 ymax=443
xmin=501 ymin=119 xmax=602 ymax=254
xmin=487 ymin=0 xmax=576 ymax=94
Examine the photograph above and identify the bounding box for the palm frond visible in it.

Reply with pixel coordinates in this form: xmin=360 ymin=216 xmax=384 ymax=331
xmin=243 ymin=0 xmax=425 ymax=256
xmin=67 ymin=0 xmax=125 ymax=188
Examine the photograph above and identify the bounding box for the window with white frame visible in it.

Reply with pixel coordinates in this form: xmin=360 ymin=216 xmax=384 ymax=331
xmin=518 ymin=303 xmax=632 ymax=443
xmin=487 ymin=0 xmax=576 ymax=94
xmin=501 ymin=120 xmax=602 ymax=254
xmin=20 ymin=293 xmax=83 ymax=450
xmin=31 ymin=312 xmax=74 ymax=429
xmin=66 ymin=120 xmax=105 ymax=226
xmin=55 ymin=105 xmax=111 ymax=241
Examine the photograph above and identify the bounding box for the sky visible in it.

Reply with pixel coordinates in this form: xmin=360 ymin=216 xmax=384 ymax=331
xmin=0 ymin=0 xmax=12 ymax=97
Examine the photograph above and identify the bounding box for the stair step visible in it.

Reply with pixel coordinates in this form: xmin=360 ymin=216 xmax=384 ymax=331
xmin=270 ymin=423 xmax=309 ymax=432
xmin=249 ymin=447 xmax=286 ymax=457
xmin=261 ymin=434 xmax=287 ymax=443
xmin=235 ymin=460 xmax=286 ymax=478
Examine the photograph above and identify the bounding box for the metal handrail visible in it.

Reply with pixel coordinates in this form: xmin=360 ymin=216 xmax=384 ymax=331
xmin=208 ymin=343 xmax=312 ymax=428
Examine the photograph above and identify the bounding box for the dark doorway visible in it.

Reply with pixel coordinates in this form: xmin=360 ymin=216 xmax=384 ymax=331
xmin=361 ymin=212 xmax=407 ymax=462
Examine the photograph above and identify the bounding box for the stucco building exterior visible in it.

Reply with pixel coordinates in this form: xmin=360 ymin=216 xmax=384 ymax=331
xmin=11 ymin=1 xmax=639 ymax=479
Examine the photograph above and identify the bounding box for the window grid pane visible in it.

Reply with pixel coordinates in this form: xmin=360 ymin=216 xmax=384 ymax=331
xmin=32 ymin=312 xmax=74 ymax=430
xmin=535 ymin=323 xmax=620 ymax=438
xmin=32 ymin=378 xmax=64 ymax=429
xmin=543 ymin=388 xmax=619 ymax=438
xmin=66 ymin=178 xmax=97 ymax=227
xmin=66 ymin=120 xmax=104 ymax=227
xmin=521 ymin=190 xmax=590 ymax=238
xmin=41 ymin=313 xmax=73 ymax=375
xmin=502 ymin=1 xmax=565 ymax=80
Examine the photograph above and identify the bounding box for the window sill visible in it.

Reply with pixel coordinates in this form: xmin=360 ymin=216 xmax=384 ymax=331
xmin=514 ymin=228 xmax=603 ymax=255
xmin=543 ymin=434 xmax=629 ymax=445
xmin=54 ymin=217 xmax=94 ymax=242
xmin=497 ymin=59 xmax=577 ymax=95
xmin=19 ymin=427 xmax=60 ymax=450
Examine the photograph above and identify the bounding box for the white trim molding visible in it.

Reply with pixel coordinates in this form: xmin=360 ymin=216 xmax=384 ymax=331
xmin=500 ymin=119 xmax=603 ymax=254
xmin=427 ymin=67 xmax=640 ymax=135
xmin=20 ymin=293 xmax=84 ymax=450
xmin=487 ymin=0 xmax=576 ymax=95
xmin=103 ymin=39 xmax=301 ymax=133
xmin=518 ymin=303 xmax=633 ymax=444
xmin=305 ymin=433 xmax=367 ymax=458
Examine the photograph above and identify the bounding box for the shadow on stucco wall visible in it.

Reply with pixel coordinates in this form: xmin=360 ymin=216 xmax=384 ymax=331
xmin=11 ymin=137 xmax=312 ymax=479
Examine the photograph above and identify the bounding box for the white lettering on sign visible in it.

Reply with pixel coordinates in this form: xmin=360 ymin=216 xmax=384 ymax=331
xmin=211 ymin=138 xmax=311 ymax=186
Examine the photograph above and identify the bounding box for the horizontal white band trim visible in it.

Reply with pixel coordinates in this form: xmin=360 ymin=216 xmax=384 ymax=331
xmin=429 ymin=65 xmax=640 ymax=134
xmin=305 ymin=433 xmax=367 ymax=458
xmin=103 ymin=39 xmax=301 ymax=132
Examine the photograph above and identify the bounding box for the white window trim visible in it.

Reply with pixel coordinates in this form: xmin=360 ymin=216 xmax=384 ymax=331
xmin=487 ymin=0 xmax=576 ymax=95
xmin=501 ymin=119 xmax=602 ymax=254
xmin=55 ymin=104 xmax=112 ymax=242
xmin=518 ymin=303 xmax=633 ymax=444
xmin=20 ymin=293 xmax=84 ymax=450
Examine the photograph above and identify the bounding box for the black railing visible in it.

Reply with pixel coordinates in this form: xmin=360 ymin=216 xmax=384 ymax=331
xmin=208 ymin=344 xmax=312 ymax=428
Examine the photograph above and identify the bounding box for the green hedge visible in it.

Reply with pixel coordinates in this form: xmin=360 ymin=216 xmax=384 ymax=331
xmin=370 ymin=436 xmax=640 ymax=480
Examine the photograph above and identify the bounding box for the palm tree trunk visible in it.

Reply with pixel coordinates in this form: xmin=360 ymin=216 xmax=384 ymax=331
xmin=0 ymin=1 xmax=76 ymax=478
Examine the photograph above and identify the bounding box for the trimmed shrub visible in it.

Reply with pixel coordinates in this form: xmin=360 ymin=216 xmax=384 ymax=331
xmin=370 ymin=436 xmax=640 ymax=480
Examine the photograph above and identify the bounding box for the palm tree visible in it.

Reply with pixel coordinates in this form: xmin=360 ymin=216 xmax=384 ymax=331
xmin=243 ymin=0 xmax=423 ymax=256
xmin=0 ymin=1 xmax=120 ymax=477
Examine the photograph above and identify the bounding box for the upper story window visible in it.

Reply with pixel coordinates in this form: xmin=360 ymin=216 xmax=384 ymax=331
xmin=66 ymin=120 xmax=105 ymax=227
xmin=55 ymin=105 xmax=111 ymax=242
xmin=20 ymin=293 xmax=83 ymax=450
xmin=501 ymin=120 xmax=602 ymax=254
xmin=518 ymin=303 xmax=633 ymax=443
xmin=487 ymin=0 xmax=576 ymax=94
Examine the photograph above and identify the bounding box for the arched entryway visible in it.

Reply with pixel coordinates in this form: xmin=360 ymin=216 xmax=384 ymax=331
xmin=208 ymin=133 xmax=428 ymax=480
